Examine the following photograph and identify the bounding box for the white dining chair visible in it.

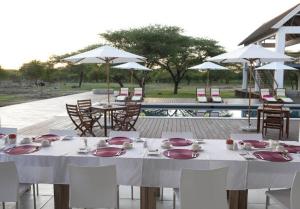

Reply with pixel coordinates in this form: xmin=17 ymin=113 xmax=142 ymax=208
xmin=69 ymin=165 xmax=118 ymax=209
xmin=0 ymin=161 xmax=36 ymax=209
xmin=174 ymin=167 xmax=228 ymax=209
xmin=49 ymin=129 xmax=77 ymax=136
xmin=160 ymin=131 xmax=194 ymax=201
xmin=0 ymin=127 xmax=17 ymax=134
xmin=265 ymin=172 xmax=300 ymax=209
xmin=109 ymin=130 xmax=140 ymax=139
xmin=109 ymin=130 xmax=140 ymax=199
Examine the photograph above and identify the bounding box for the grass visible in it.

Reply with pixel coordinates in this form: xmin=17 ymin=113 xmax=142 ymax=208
xmin=0 ymin=82 xmax=241 ymax=107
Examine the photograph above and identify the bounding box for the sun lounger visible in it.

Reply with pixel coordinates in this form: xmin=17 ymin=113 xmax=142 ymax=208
xmin=196 ymin=88 xmax=208 ymax=103
xmin=210 ymin=88 xmax=222 ymax=103
xmin=260 ymin=88 xmax=277 ymax=102
xmin=131 ymin=88 xmax=143 ymax=102
xmin=276 ymin=88 xmax=293 ymax=103
xmin=115 ymin=88 xmax=129 ymax=102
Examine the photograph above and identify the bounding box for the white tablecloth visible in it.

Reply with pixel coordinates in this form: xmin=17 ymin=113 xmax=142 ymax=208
xmin=1 ymin=137 xmax=300 ymax=190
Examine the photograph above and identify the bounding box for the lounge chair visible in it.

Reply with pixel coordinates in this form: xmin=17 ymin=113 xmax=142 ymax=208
xmin=115 ymin=88 xmax=129 ymax=102
xmin=260 ymin=89 xmax=277 ymax=102
xmin=276 ymin=88 xmax=293 ymax=103
xmin=196 ymin=88 xmax=208 ymax=103
xmin=210 ymin=88 xmax=222 ymax=103
xmin=131 ymin=88 xmax=143 ymax=102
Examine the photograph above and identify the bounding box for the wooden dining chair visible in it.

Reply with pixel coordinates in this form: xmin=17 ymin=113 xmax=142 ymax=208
xmin=265 ymin=172 xmax=300 ymax=209
xmin=262 ymin=103 xmax=284 ymax=139
xmin=112 ymin=103 xmax=141 ymax=131
xmin=77 ymin=99 xmax=103 ymax=128
xmin=66 ymin=104 xmax=95 ymax=136
xmin=69 ymin=165 xmax=118 ymax=209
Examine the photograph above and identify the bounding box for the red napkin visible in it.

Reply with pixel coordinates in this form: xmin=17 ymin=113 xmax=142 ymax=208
xmin=0 ymin=133 xmax=6 ymax=139
xmin=163 ymin=149 xmax=199 ymax=159
xmin=34 ymin=134 xmax=60 ymax=143
xmin=5 ymin=145 xmax=40 ymax=155
xmin=165 ymin=138 xmax=193 ymax=146
xmin=92 ymin=147 xmax=125 ymax=157
xmin=108 ymin=137 xmax=133 ymax=145
xmin=281 ymin=143 xmax=300 ymax=153
xmin=253 ymin=151 xmax=292 ymax=162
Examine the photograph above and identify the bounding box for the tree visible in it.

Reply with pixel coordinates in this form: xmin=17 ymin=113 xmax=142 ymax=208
xmin=20 ymin=60 xmax=46 ymax=85
xmin=101 ymin=25 xmax=225 ymax=94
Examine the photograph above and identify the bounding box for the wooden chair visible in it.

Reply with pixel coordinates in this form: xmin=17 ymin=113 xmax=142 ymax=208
xmin=77 ymin=99 xmax=103 ymax=128
xmin=112 ymin=103 xmax=141 ymax=131
xmin=66 ymin=104 xmax=95 ymax=136
xmin=262 ymin=103 xmax=284 ymax=139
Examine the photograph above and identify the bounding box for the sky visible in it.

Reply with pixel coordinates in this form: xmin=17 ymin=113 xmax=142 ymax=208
xmin=0 ymin=0 xmax=299 ymax=69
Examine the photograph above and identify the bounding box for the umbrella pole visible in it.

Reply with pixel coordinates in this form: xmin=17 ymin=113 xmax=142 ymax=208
xmin=206 ymin=70 xmax=209 ymax=88
xmin=248 ymin=61 xmax=253 ymax=127
xmin=106 ymin=60 xmax=110 ymax=104
xmin=131 ymin=70 xmax=133 ymax=87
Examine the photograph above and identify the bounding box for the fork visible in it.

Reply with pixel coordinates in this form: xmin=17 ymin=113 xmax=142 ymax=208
xmin=256 ymin=153 xmax=264 ymax=160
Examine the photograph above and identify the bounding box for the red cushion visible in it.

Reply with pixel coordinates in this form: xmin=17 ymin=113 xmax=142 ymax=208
xmin=263 ymin=95 xmax=272 ymax=98
xmin=212 ymin=94 xmax=219 ymax=96
xmin=119 ymin=93 xmax=127 ymax=96
xmin=134 ymin=93 xmax=142 ymax=96
xmin=197 ymin=93 xmax=205 ymax=96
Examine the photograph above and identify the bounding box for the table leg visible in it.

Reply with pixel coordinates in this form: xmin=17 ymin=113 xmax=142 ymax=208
xmin=257 ymin=110 xmax=261 ymax=133
xmin=228 ymin=190 xmax=248 ymax=209
xmin=53 ymin=184 xmax=69 ymax=209
xmin=140 ymin=187 xmax=156 ymax=209
xmin=104 ymin=111 xmax=107 ymax=137
xmin=111 ymin=110 xmax=114 ymax=128
xmin=286 ymin=113 xmax=290 ymax=138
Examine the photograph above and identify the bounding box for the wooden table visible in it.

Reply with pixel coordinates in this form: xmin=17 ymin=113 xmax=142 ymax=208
xmin=256 ymin=106 xmax=290 ymax=137
xmin=92 ymin=104 xmax=126 ymax=136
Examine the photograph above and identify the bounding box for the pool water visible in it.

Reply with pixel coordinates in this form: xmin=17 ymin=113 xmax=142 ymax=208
xmin=141 ymin=109 xmax=300 ymax=119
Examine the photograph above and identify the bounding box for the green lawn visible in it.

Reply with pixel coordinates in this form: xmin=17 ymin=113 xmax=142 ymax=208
xmin=0 ymin=82 xmax=240 ymax=106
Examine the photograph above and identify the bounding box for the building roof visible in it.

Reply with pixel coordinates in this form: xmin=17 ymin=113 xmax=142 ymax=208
xmin=239 ymin=4 xmax=300 ymax=46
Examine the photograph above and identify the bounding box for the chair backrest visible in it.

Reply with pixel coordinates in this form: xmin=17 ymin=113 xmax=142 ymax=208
xmin=77 ymin=99 xmax=92 ymax=111
xmin=0 ymin=162 xmax=19 ymax=202
xmin=69 ymin=165 xmax=117 ymax=209
xmin=261 ymin=88 xmax=271 ymax=97
xmin=196 ymin=88 xmax=206 ymax=96
xmin=120 ymin=88 xmax=129 ymax=96
xmin=109 ymin=131 xmax=140 ymax=138
xmin=291 ymin=172 xmax=300 ymax=209
xmin=0 ymin=127 xmax=17 ymax=134
xmin=180 ymin=167 xmax=228 ymax=209
xmin=262 ymin=103 xmax=283 ymax=116
xmin=49 ymin=129 xmax=77 ymax=136
xmin=134 ymin=88 xmax=143 ymax=96
xmin=211 ymin=88 xmax=220 ymax=96
xmin=276 ymin=88 xmax=286 ymax=97
xmin=66 ymin=104 xmax=82 ymax=126
xmin=161 ymin=131 xmax=193 ymax=139
xmin=126 ymin=103 xmax=141 ymax=117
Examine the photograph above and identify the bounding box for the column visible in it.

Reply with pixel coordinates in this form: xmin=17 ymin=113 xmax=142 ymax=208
xmin=274 ymin=29 xmax=286 ymax=88
xmin=242 ymin=63 xmax=248 ymax=90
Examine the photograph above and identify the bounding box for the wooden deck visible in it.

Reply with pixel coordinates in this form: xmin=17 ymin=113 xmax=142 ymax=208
xmin=19 ymin=116 xmax=300 ymax=141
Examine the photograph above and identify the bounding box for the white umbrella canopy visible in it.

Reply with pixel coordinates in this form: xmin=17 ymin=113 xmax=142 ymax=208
xmin=208 ymin=44 xmax=293 ymax=63
xmin=113 ymin=62 xmax=152 ymax=85
xmin=255 ymin=62 xmax=298 ymax=71
xmin=64 ymin=45 xmax=146 ymax=104
xmin=208 ymin=44 xmax=293 ymax=130
xmin=189 ymin=61 xmax=228 ymax=87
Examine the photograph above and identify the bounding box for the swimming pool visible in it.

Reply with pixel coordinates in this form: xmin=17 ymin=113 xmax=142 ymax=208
xmin=141 ymin=108 xmax=300 ymax=118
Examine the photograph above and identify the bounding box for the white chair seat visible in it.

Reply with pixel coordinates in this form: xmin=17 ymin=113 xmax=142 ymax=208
xmin=197 ymin=96 xmax=207 ymax=103
xmin=263 ymin=97 xmax=277 ymax=102
xmin=116 ymin=95 xmax=127 ymax=101
xmin=278 ymin=97 xmax=293 ymax=103
xmin=131 ymin=96 xmax=142 ymax=101
xmin=266 ymin=189 xmax=290 ymax=209
xmin=212 ymin=96 xmax=222 ymax=103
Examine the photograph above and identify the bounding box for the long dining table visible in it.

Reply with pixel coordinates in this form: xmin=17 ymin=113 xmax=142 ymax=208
xmin=1 ymin=136 xmax=300 ymax=209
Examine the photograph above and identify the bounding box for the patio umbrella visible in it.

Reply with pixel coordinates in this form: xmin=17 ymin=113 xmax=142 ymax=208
xmin=208 ymin=44 xmax=293 ymax=130
xmin=64 ymin=45 xmax=145 ymax=104
xmin=255 ymin=62 xmax=297 ymax=71
xmin=189 ymin=61 xmax=228 ymax=87
xmin=112 ymin=62 xmax=152 ymax=86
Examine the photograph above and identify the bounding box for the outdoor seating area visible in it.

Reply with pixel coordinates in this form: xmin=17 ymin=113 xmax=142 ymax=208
xmin=2 ymin=2 xmax=300 ymax=209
